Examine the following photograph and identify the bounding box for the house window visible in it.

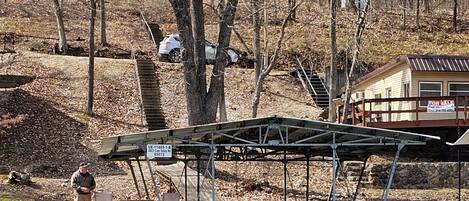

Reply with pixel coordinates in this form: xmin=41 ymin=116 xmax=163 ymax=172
xmin=449 ymin=83 xmax=469 ymax=106
xmin=374 ymin=94 xmax=382 ymax=105
xmin=403 ymin=83 xmax=410 ymax=98
xmin=354 ymin=91 xmax=364 ymax=100
xmin=419 ymin=82 xmax=442 ymax=106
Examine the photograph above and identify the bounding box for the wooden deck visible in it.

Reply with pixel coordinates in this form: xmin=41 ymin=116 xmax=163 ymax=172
xmin=338 ymin=96 xmax=469 ymax=129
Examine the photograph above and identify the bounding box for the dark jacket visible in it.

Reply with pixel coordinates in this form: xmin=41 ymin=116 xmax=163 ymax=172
xmin=70 ymin=170 xmax=96 ymax=194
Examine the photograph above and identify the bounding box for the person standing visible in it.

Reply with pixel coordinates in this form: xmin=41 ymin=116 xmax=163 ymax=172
xmin=71 ymin=162 xmax=96 ymax=201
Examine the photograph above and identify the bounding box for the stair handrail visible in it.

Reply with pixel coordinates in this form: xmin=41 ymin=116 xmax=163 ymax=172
xmin=315 ymin=70 xmax=329 ymax=94
xmin=132 ymin=57 xmax=145 ymax=127
xmin=140 ymin=11 xmax=158 ymax=49
xmin=295 ymin=56 xmax=318 ymax=98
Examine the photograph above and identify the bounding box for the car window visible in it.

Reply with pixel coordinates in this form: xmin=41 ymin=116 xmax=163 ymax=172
xmin=205 ymin=40 xmax=215 ymax=47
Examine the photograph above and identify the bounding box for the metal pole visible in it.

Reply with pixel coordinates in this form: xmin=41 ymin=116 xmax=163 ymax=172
xmin=332 ymin=145 xmax=338 ymax=201
xmin=382 ymin=143 xmax=405 ymax=201
xmin=184 ymin=160 xmax=188 ymax=201
xmin=284 ymin=160 xmax=288 ymax=201
xmin=306 ymin=156 xmax=310 ymax=201
xmin=137 ymin=159 xmax=150 ymax=199
xmin=211 ymin=132 xmax=216 ymax=201
xmin=327 ymin=161 xmax=339 ymax=201
xmin=145 ymin=156 xmax=161 ymax=201
xmin=197 ymin=155 xmax=200 ymax=201
xmin=353 ymin=156 xmax=369 ymax=201
xmin=126 ymin=160 xmax=141 ymax=199
xmin=458 ymin=126 xmax=461 ymax=201
xmin=211 ymin=145 xmax=216 ymax=201
xmin=458 ymin=147 xmax=461 ymax=201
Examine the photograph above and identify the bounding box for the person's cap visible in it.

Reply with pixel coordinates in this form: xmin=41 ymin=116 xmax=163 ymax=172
xmin=79 ymin=162 xmax=90 ymax=168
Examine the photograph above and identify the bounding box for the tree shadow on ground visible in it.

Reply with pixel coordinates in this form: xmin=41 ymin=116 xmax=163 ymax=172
xmin=0 ymin=89 xmax=124 ymax=179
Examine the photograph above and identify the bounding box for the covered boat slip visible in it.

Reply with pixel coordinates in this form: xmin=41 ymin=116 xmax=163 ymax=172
xmin=99 ymin=116 xmax=440 ymax=201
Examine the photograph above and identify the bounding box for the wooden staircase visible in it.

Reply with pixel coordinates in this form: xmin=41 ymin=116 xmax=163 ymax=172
xmin=294 ymin=68 xmax=329 ymax=108
xmin=135 ymin=59 xmax=166 ymax=130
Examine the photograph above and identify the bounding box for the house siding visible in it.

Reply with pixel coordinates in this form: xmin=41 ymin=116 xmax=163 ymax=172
xmin=411 ymin=71 xmax=469 ymax=120
xmin=353 ymin=62 xmax=411 ymax=121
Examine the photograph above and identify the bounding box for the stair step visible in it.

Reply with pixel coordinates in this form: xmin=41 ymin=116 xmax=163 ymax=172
xmin=136 ymin=59 xmax=167 ymax=130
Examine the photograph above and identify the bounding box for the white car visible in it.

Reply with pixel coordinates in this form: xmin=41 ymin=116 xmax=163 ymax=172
xmin=158 ymin=34 xmax=238 ymax=65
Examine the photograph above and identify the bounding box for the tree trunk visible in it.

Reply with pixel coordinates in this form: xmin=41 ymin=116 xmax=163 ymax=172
xmin=219 ymin=88 xmax=227 ymax=122
xmin=206 ymin=0 xmax=238 ymax=122
xmin=263 ymin=0 xmax=269 ymax=72
xmin=328 ymin=0 xmax=338 ymax=122
xmin=453 ymin=0 xmax=458 ymax=32
xmin=416 ymin=0 xmax=420 ymax=29
xmin=403 ymin=0 xmax=407 ymax=29
xmin=253 ymin=0 xmax=270 ymax=118
xmin=190 ymin=0 xmax=208 ymax=124
xmin=252 ymin=0 xmax=261 ymax=85
xmin=170 ymin=0 xmax=206 ymax=126
xmin=341 ymin=0 xmax=370 ymax=123
xmin=288 ymin=0 xmax=297 ymax=21
xmin=99 ymin=0 xmax=107 ymax=46
xmin=52 ymin=0 xmax=67 ymax=54
xmin=86 ymin=0 xmax=96 ymax=115
xmin=252 ymin=1 xmax=303 ymax=118
xmin=423 ymin=0 xmax=430 ymax=13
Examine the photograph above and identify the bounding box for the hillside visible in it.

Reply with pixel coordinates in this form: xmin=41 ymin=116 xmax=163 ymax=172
xmin=0 ymin=51 xmax=321 ymax=200
xmin=2 ymin=0 xmax=469 ymax=200
xmin=1 ymin=1 xmax=468 ymax=70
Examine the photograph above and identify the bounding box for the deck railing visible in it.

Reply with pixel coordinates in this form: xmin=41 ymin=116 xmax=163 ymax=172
xmin=337 ymin=96 xmax=469 ymax=127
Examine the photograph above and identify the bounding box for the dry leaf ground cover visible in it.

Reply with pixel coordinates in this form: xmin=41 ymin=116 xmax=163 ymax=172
xmin=0 ymin=50 xmax=320 ymax=200
xmin=1 ymin=0 xmax=469 ymax=200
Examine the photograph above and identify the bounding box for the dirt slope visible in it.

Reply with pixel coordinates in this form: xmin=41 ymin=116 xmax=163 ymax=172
xmin=0 ymin=51 xmax=321 ymax=200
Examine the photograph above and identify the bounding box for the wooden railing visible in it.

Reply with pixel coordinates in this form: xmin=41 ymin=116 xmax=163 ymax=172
xmin=337 ymin=96 xmax=469 ymax=127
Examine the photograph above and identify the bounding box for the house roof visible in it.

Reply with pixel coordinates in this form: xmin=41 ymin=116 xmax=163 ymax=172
xmin=353 ymin=55 xmax=469 ymax=89
xmin=407 ymin=55 xmax=469 ymax=72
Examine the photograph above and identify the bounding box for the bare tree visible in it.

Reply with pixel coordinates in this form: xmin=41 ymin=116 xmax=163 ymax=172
xmin=98 ymin=0 xmax=107 ymax=46
xmin=341 ymin=0 xmax=370 ymax=123
xmin=251 ymin=1 xmax=304 ymax=118
xmin=403 ymin=0 xmax=408 ymax=29
xmin=453 ymin=0 xmax=458 ymax=32
xmin=169 ymin=0 xmax=238 ymax=125
xmin=416 ymin=0 xmax=420 ymax=29
xmin=169 ymin=0 xmax=203 ymax=125
xmin=288 ymin=0 xmax=297 ymax=21
xmin=328 ymin=0 xmax=338 ymax=122
xmin=52 ymin=0 xmax=67 ymax=54
xmin=206 ymin=0 xmax=238 ymax=122
xmin=252 ymin=0 xmax=261 ymax=85
xmin=87 ymin=0 xmax=97 ymax=115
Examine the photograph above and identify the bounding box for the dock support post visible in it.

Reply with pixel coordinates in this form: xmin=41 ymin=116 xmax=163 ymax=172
xmin=137 ymin=160 xmax=150 ymax=199
xmin=126 ymin=160 xmax=141 ymax=199
xmin=382 ymin=142 xmax=405 ymax=201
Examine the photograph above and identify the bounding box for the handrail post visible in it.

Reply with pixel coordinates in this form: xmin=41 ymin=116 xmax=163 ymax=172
xmin=369 ymin=100 xmax=373 ymax=122
xmin=362 ymin=99 xmax=366 ymax=126
xmin=337 ymin=105 xmax=341 ymax=123
xmin=352 ymin=102 xmax=355 ymax=125
xmin=415 ymin=97 xmax=419 ymax=121
xmin=465 ymin=96 xmax=468 ymax=122
xmin=455 ymin=96 xmax=459 ymax=125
